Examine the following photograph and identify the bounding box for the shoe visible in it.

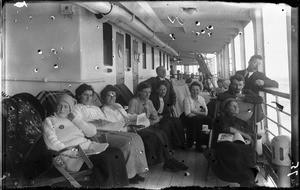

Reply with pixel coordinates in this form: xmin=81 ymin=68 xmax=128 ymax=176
xmin=163 ymin=160 xmax=181 ymax=173
xmin=251 ymin=165 xmax=260 ymax=178
xmin=135 ymin=174 xmax=145 ymax=182
xmin=170 ymin=158 xmax=189 ymax=171
xmin=196 ymin=147 xmax=204 ymax=153
xmin=186 ymin=142 xmax=193 ymax=149
xmin=129 ymin=174 xmax=144 ymax=184
xmin=129 ymin=177 xmax=140 ymax=184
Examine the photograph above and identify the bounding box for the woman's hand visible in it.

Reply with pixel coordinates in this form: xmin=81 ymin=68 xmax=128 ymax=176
xmin=67 ymin=113 xmax=75 ymax=121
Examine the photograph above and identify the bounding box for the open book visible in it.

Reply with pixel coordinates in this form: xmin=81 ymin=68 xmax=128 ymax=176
xmin=127 ymin=113 xmax=150 ymax=130
xmin=217 ymin=133 xmax=250 ymax=144
xmin=136 ymin=113 xmax=150 ymax=127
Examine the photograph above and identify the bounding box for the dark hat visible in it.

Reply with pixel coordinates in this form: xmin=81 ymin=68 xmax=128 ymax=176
xmin=221 ymin=98 xmax=237 ymax=111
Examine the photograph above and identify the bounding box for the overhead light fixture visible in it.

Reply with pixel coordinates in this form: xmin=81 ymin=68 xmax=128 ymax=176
xmin=207 ymin=25 xmax=214 ymax=30
xmin=181 ymin=7 xmax=197 ymax=15
xmin=201 ymin=30 xmax=205 ymax=34
xmin=167 ymin=16 xmax=176 ymax=23
xmin=169 ymin=33 xmax=174 ymax=38
xmin=208 ymin=32 xmax=213 ymax=36
xmin=195 ymin=32 xmax=200 ymax=36
xmin=195 ymin=21 xmax=200 ymax=26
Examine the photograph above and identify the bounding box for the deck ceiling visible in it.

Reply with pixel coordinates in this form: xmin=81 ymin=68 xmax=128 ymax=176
xmin=118 ymin=1 xmax=265 ymax=65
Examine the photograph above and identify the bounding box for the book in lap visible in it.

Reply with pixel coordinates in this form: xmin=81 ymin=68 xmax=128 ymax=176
xmin=217 ymin=132 xmax=249 ymax=144
xmin=136 ymin=113 xmax=150 ymax=127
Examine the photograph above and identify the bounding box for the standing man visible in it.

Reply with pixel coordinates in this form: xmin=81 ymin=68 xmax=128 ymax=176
xmin=236 ymin=55 xmax=278 ymax=94
xmin=145 ymin=66 xmax=177 ymax=109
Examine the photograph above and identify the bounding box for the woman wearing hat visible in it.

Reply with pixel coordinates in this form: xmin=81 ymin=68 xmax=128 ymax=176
xmin=211 ymin=98 xmax=259 ymax=187
xmin=42 ymin=94 xmax=129 ymax=187
xmin=73 ymin=83 xmax=148 ymax=184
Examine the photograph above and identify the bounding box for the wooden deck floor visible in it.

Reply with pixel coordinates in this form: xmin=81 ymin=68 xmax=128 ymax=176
xmin=126 ymin=148 xmax=270 ymax=189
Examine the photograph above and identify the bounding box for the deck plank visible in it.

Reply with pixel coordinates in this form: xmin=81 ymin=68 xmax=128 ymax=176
xmin=144 ymin=163 xmax=163 ymax=189
xmin=193 ymin=152 xmax=207 ymax=187
xmin=181 ymin=148 xmax=196 ymax=187
xmin=169 ymin=149 xmax=188 ymax=187
xmin=125 ymin=148 xmax=268 ymax=189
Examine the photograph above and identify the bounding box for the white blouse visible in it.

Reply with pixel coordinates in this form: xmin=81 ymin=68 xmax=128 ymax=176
xmin=73 ymin=104 xmax=107 ymax=122
xmin=102 ymin=103 xmax=137 ymax=123
xmin=183 ymin=95 xmax=208 ymax=116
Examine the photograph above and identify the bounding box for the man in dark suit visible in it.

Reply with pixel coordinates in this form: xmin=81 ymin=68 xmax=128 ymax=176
xmin=236 ymin=55 xmax=278 ymax=94
xmin=217 ymin=74 xmax=263 ymax=104
xmin=217 ymin=74 xmax=265 ymax=123
xmin=145 ymin=66 xmax=177 ymax=108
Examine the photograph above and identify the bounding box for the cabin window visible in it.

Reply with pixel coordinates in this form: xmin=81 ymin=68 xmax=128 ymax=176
xmin=228 ymin=43 xmax=233 ymax=75
xmin=244 ymin=21 xmax=254 ymax=63
xmin=103 ymin=23 xmax=113 ymax=66
xmin=159 ymin=51 xmax=162 ymax=66
xmin=126 ymin=33 xmax=131 ymax=68
xmin=167 ymin=55 xmax=169 ymax=70
xmin=142 ymin=42 xmax=146 ymax=69
xmin=163 ymin=53 xmax=165 ymax=67
xmin=234 ymin=35 xmax=242 ymax=71
xmin=151 ymin=47 xmax=155 ymax=70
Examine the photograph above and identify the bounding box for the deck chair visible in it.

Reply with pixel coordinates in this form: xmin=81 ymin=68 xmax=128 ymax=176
xmin=2 ymin=93 xmax=94 ymax=188
xmin=114 ymin=83 xmax=134 ymax=108
xmin=172 ymin=82 xmax=190 ymax=117
xmin=204 ymin=99 xmax=260 ymax=182
xmin=36 ymin=89 xmax=75 ymax=117
xmin=29 ymin=141 xmax=94 ymax=188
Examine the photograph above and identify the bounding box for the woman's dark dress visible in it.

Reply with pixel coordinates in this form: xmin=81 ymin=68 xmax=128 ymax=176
xmin=211 ymin=114 xmax=258 ymax=184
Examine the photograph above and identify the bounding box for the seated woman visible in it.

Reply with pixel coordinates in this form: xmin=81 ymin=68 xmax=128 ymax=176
xmin=211 ymin=98 xmax=259 ymax=187
xmin=73 ymin=84 xmax=148 ymax=184
xmin=151 ymin=80 xmax=186 ymax=148
xmin=127 ymin=82 xmax=188 ymax=172
xmin=42 ymin=94 xmax=129 ymax=188
xmin=180 ymin=81 xmax=213 ymax=152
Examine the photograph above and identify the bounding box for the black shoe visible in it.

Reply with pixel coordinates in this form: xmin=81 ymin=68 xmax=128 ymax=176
xmin=129 ymin=174 xmax=143 ymax=184
xmin=196 ymin=147 xmax=204 ymax=153
xmin=186 ymin=142 xmax=194 ymax=149
xmin=170 ymin=158 xmax=189 ymax=171
xmin=135 ymin=174 xmax=145 ymax=182
xmin=163 ymin=160 xmax=181 ymax=173
xmin=129 ymin=177 xmax=140 ymax=184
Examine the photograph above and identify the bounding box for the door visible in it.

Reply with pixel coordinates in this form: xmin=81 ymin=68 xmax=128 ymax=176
xmin=132 ymin=40 xmax=139 ymax=93
xmin=116 ymin=32 xmax=125 ymax=84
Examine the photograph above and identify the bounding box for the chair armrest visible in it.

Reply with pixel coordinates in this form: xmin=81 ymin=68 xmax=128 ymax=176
xmin=53 ymin=145 xmax=93 ymax=169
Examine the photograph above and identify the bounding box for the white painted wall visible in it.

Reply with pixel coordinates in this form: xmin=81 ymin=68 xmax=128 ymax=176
xmin=2 ymin=2 xmax=172 ymax=97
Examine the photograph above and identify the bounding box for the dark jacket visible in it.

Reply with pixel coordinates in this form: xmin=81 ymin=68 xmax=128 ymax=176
xmin=151 ymin=96 xmax=171 ymax=118
xmin=236 ymin=69 xmax=278 ymax=94
xmin=217 ymin=88 xmax=263 ymax=104
xmin=145 ymin=77 xmax=177 ymax=107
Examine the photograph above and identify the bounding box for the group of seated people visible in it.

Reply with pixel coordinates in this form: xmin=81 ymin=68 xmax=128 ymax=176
xmin=42 ymin=55 xmax=277 ymax=187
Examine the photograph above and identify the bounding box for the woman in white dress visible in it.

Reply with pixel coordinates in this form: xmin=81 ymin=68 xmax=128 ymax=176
xmin=73 ymin=83 xmax=148 ymax=184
